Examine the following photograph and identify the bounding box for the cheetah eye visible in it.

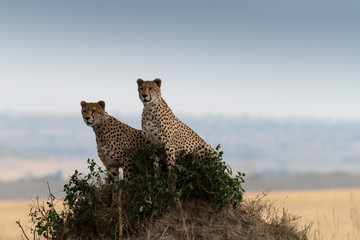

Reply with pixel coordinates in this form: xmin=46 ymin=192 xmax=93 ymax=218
xmin=149 ymin=87 xmax=153 ymax=91
xmin=92 ymin=110 xmax=96 ymax=114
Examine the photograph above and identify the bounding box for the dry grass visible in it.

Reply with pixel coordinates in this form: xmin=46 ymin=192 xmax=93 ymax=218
xmin=1 ymin=188 xmax=359 ymax=240
xmin=0 ymin=198 xmax=64 ymax=240
xmin=132 ymin=194 xmax=309 ymax=239
xmin=0 ymin=200 xmax=35 ymax=240
xmin=247 ymin=188 xmax=360 ymax=240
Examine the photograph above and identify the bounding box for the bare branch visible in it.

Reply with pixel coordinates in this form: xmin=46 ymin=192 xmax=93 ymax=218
xmin=16 ymin=220 xmax=30 ymax=240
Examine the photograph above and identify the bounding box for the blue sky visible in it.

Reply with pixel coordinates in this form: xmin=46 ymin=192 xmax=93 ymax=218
xmin=1 ymin=0 xmax=359 ymax=119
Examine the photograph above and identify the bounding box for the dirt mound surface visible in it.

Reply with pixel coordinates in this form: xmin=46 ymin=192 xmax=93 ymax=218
xmin=132 ymin=196 xmax=309 ymax=240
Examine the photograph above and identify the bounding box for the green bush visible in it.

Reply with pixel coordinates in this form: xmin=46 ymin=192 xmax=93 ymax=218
xmin=62 ymin=160 xmax=119 ymax=238
xmin=27 ymin=145 xmax=245 ymax=239
xmin=29 ymin=196 xmax=65 ymax=239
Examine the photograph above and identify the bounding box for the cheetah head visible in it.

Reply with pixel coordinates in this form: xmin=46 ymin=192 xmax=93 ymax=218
xmin=80 ymin=100 xmax=106 ymax=126
xmin=137 ymin=78 xmax=162 ymax=105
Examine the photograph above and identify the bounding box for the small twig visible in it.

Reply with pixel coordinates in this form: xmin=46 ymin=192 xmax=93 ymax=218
xmin=16 ymin=220 xmax=30 ymax=240
xmin=159 ymin=226 xmax=169 ymax=238
xmin=146 ymin=212 xmax=155 ymax=240
xmin=178 ymin=202 xmax=191 ymax=240
xmin=118 ymin=188 xmax=123 ymax=240
xmin=47 ymin=181 xmax=55 ymax=203
xmin=33 ymin=197 xmax=45 ymax=219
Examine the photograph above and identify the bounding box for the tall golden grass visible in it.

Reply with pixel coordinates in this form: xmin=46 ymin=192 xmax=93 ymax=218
xmin=1 ymin=188 xmax=359 ymax=240
xmin=0 ymin=200 xmax=35 ymax=240
xmin=247 ymin=188 xmax=360 ymax=240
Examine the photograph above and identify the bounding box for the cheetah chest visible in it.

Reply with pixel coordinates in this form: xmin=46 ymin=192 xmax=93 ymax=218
xmin=142 ymin=119 xmax=164 ymax=148
xmin=97 ymin=138 xmax=114 ymax=157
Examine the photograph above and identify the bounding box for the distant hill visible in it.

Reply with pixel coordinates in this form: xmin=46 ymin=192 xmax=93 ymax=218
xmin=1 ymin=113 xmax=360 ymax=177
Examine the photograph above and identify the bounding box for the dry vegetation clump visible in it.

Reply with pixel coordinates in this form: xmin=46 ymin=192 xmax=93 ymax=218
xmin=18 ymin=146 xmax=310 ymax=240
xmin=133 ymin=195 xmax=310 ymax=240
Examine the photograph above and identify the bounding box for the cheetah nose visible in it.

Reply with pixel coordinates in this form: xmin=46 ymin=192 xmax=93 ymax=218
xmin=142 ymin=94 xmax=148 ymax=98
xmin=85 ymin=117 xmax=90 ymax=121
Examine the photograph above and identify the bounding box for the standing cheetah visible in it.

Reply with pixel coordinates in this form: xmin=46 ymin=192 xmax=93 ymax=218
xmin=137 ymin=78 xmax=215 ymax=169
xmin=81 ymin=100 xmax=146 ymax=181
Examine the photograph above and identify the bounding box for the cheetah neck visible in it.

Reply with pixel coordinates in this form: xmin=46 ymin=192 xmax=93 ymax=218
xmin=91 ymin=113 xmax=112 ymax=134
xmin=144 ymin=97 xmax=169 ymax=110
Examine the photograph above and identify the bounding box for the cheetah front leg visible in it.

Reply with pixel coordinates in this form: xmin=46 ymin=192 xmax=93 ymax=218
xmin=164 ymin=142 xmax=176 ymax=170
xmin=122 ymin=159 xmax=133 ymax=182
xmin=107 ymin=166 xmax=120 ymax=181
xmin=98 ymin=152 xmax=120 ymax=181
xmin=104 ymin=165 xmax=120 ymax=207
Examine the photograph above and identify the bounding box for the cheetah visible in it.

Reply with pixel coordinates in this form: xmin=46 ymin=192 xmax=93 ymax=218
xmin=137 ymin=78 xmax=215 ymax=169
xmin=81 ymin=100 xmax=146 ymax=181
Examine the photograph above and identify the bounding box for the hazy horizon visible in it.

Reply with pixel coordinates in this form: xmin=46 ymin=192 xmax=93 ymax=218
xmin=1 ymin=114 xmax=360 ymax=184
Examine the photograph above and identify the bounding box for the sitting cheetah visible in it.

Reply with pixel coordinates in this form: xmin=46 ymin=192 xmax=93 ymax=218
xmin=137 ymin=78 xmax=215 ymax=169
xmin=81 ymin=100 xmax=146 ymax=181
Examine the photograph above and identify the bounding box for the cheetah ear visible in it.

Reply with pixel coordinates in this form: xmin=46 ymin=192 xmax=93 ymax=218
xmin=98 ymin=100 xmax=105 ymax=110
xmin=154 ymin=78 xmax=162 ymax=88
xmin=81 ymin=101 xmax=87 ymax=108
xmin=137 ymin=78 xmax=144 ymax=85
